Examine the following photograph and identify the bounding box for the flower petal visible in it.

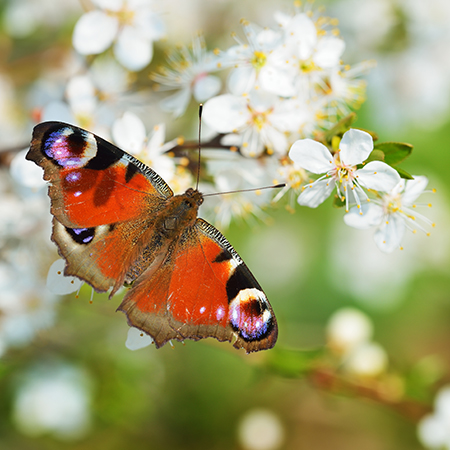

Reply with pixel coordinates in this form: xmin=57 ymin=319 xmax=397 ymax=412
xmin=10 ymin=150 xmax=46 ymax=189
xmin=193 ymin=75 xmax=221 ymax=102
xmin=146 ymin=123 xmax=166 ymax=155
xmin=66 ymin=75 xmax=97 ymax=116
xmin=47 ymin=259 xmax=83 ymax=295
xmin=340 ymin=129 xmax=373 ymax=166
xmin=271 ymin=99 xmax=308 ymax=132
xmin=41 ymin=101 xmax=75 ymax=123
xmin=297 ymin=178 xmax=335 ymax=208
xmin=259 ymin=65 xmax=296 ymax=97
xmin=73 ymin=11 xmax=118 ymax=55
xmin=402 ymin=175 xmax=428 ymax=206
xmin=256 ymin=28 xmax=281 ymax=47
xmin=289 ymin=139 xmax=334 ymax=174
xmin=344 ymin=203 xmax=384 ymax=230
xmin=263 ymin=126 xmax=288 ymax=156
xmin=285 ymin=14 xmax=317 ymax=60
xmin=373 ymin=214 xmax=406 ymax=253
xmin=228 ymin=66 xmax=256 ymax=95
xmin=93 ymin=0 xmax=123 ymax=11
xmin=313 ymin=37 xmax=345 ymax=68
xmin=356 ymin=161 xmax=401 ymax=192
xmin=159 ymin=88 xmax=191 ymax=117
xmin=133 ymin=10 xmax=165 ymax=40
xmin=112 ymin=112 xmax=146 ymax=154
xmin=203 ymin=94 xmax=250 ymax=133
xmin=114 ymin=26 xmax=152 ymax=71
xmin=240 ymin=127 xmax=264 ymax=158
xmin=418 ymin=414 xmax=448 ymax=449
xmin=125 ymin=327 xmax=153 ymax=351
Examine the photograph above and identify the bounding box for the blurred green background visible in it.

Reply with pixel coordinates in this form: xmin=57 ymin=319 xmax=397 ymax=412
xmin=1 ymin=0 xmax=449 ymax=449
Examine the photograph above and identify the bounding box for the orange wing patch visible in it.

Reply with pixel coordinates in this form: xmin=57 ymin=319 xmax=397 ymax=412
xmin=118 ymin=220 xmax=277 ymax=353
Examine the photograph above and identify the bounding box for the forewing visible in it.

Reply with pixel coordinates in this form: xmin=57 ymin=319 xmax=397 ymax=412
xmin=27 ymin=121 xmax=172 ymax=293
xmin=27 ymin=121 xmax=173 ymax=228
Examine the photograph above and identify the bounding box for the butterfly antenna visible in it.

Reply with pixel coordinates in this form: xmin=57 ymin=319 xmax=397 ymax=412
xmin=195 ymin=104 xmax=203 ymax=191
xmin=203 ymin=183 xmax=285 ymax=197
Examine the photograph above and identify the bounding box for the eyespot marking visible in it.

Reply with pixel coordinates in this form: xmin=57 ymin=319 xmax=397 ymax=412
xmin=228 ymin=288 xmax=273 ymax=341
xmin=65 ymin=227 xmax=96 ymax=245
xmin=44 ymin=127 xmax=97 ymax=168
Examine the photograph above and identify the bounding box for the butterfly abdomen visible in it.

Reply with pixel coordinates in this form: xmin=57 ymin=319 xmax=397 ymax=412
xmin=123 ymin=189 xmax=203 ymax=285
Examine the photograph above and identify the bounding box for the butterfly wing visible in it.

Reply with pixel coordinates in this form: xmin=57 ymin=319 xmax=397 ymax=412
xmin=27 ymin=121 xmax=173 ymax=293
xmin=118 ymin=218 xmax=278 ymax=353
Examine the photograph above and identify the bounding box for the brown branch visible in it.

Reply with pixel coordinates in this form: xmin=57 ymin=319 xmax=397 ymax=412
xmin=308 ymin=366 xmax=432 ymax=423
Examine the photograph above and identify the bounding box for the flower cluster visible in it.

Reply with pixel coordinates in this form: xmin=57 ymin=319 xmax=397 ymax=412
xmin=8 ymin=0 xmax=432 ymax=252
xmin=147 ymin=6 xmax=433 ymax=251
xmin=326 ymin=308 xmax=388 ymax=377
xmin=200 ymin=10 xmax=369 ymax=159
xmin=418 ymin=386 xmax=450 ymax=450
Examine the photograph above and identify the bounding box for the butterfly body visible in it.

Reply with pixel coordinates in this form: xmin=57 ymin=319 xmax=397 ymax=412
xmin=27 ymin=121 xmax=277 ymax=353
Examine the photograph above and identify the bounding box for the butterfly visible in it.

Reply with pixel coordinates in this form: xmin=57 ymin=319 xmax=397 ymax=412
xmin=26 ymin=122 xmax=278 ymax=353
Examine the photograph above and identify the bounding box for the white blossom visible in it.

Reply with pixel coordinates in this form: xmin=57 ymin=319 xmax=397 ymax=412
xmin=289 ymin=129 xmax=400 ymax=210
xmin=203 ymin=91 xmax=307 ymax=158
xmin=200 ymin=149 xmax=279 ymax=228
xmin=226 ymin=20 xmax=293 ymax=97
xmin=344 ymin=176 xmax=434 ymax=252
xmin=418 ymin=386 xmax=450 ymax=450
xmin=238 ymin=409 xmax=285 ymax=450
xmin=112 ymin=112 xmax=177 ymax=184
xmin=13 ymin=363 xmax=91 ymax=440
xmin=151 ymin=35 xmax=224 ymax=117
xmin=327 ymin=307 xmax=373 ymax=353
xmin=73 ymin=0 xmax=165 ymax=71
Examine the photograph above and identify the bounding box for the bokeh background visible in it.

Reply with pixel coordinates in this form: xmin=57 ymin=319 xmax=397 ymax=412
xmin=1 ymin=0 xmax=450 ymax=449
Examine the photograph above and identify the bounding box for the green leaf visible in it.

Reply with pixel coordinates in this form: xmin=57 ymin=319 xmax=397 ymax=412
xmin=365 ymin=149 xmax=385 ymax=163
xmin=266 ymin=348 xmax=324 ymax=378
xmin=323 ymin=113 xmax=357 ymax=143
xmin=373 ymin=142 xmax=413 ymax=166
xmin=395 ymin=167 xmax=414 ymax=180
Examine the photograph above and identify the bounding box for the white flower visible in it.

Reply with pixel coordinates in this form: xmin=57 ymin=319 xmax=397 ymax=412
xmin=289 ymin=129 xmax=401 ymax=210
xmin=344 ymin=342 xmax=388 ymax=377
xmin=112 ymin=112 xmax=177 ymax=183
xmin=344 ymin=176 xmax=434 ymax=252
xmin=41 ymin=74 xmax=115 ymax=136
xmin=327 ymin=308 xmax=373 ymax=353
xmin=1 ymin=163 xmax=61 ymax=354
xmin=12 ymin=363 xmax=91 ymax=440
xmin=203 ymin=91 xmax=307 ymax=158
xmin=72 ymin=0 xmax=165 ymax=71
xmin=418 ymin=386 xmax=450 ymax=450
xmin=278 ymin=12 xmax=345 ymax=69
xmin=315 ymin=62 xmax=373 ymax=120
xmin=226 ymin=20 xmax=294 ymax=97
xmin=238 ymin=409 xmax=285 ymax=450
xmin=271 ymin=160 xmax=308 ymax=207
xmin=151 ymin=35 xmax=223 ymax=117
xmin=272 ymin=12 xmax=346 ymax=99
xmin=200 ymin=149 xmax=280 ymax=228
xmin=326 ymin=308 xmax=387 ymax=377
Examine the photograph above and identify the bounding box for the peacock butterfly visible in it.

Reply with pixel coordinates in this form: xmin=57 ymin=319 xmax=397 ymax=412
xmin=26 ymin=122 xmax=278 ymax=353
